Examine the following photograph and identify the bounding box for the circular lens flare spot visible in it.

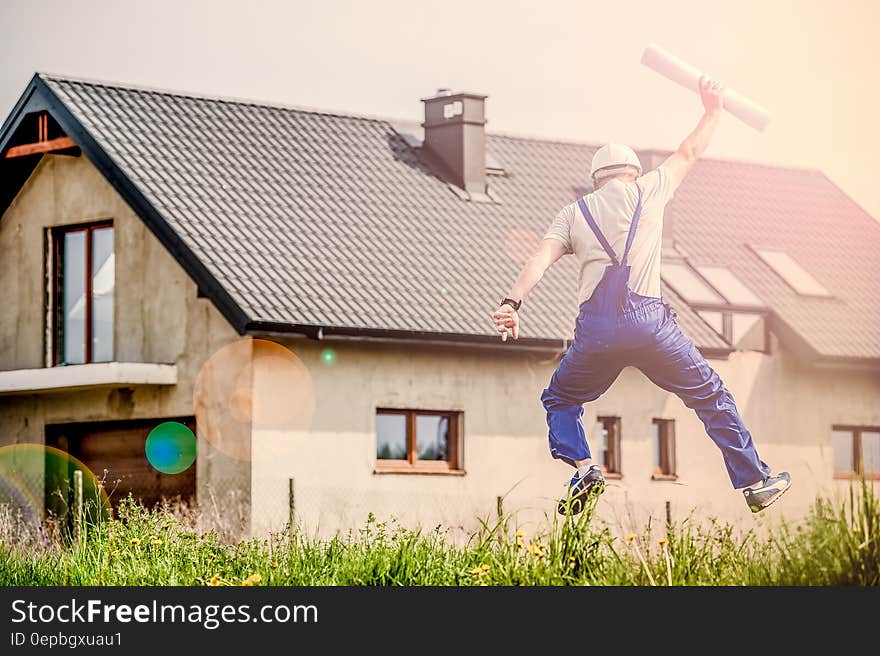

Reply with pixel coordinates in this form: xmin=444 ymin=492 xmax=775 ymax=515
xmin=321 ymin=348 xmax=336 ymax=365
xmin=145 ymin=422 xmax=196 ymax=474
xmin=194 ymin=339 xmax=316 ymax=461
xmin=0 ymin=444 xmax=110 ymax=546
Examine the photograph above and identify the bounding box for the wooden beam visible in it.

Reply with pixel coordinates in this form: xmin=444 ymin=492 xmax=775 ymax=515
xmin=4 ymin=136 xmax=76 ymax=159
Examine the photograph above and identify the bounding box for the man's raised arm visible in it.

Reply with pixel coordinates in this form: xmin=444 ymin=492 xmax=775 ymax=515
xmin=662 ymin=76 xmax=725 ymax=190
xmin=492 ymin=238 xmax=568 ymax=341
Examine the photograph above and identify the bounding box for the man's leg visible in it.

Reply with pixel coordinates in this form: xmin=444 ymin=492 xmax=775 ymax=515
xmin=541 ymin=346 xmax=623 ymax=467
xmin=637 ymin=319 xmax=770 ymax=489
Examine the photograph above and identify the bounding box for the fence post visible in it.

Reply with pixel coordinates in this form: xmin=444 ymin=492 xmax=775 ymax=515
xmin=665 ymin=500 xmax=672 ymax=532
xmin=496 ymin=495 xmax=504 ymax=520
xmin=288 ymin=478 xmax=296 ymax=532
xmin=72 ymin=469 xmax=83 ymax=545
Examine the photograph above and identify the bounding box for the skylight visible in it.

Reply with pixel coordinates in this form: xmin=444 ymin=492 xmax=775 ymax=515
xmin=753 ymin=249 xmax=831 ymax=297
xmin=695 ymin=266 xmax=764 ymax=307
xmin=661 ymin=263 xmax=725 ymax=304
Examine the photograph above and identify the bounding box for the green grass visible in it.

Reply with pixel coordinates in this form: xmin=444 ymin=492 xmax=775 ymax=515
xmin=1 ymin=482 xmax=877 ymax=586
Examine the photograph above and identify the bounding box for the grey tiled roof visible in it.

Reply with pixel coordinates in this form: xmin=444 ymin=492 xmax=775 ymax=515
xmin=37 ymin=74 xmax=880 ymax=359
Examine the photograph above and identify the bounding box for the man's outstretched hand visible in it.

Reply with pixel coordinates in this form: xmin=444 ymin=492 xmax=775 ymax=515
xmin=493 ymin=304 xmax=519 ymax=342
xmin=699 ymin=75 xmax=724 ymax=113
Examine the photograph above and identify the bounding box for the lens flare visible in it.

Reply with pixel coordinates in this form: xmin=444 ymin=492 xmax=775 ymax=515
xmin=145 ymin=422 xmax=196 ymax=474
xmin=194 ymin=338 xmax=316 ymax=461
xmin=0 ymin=444 xmax=110 ymax=545
xmin=321 ymin=348 xmax=336 ymax=365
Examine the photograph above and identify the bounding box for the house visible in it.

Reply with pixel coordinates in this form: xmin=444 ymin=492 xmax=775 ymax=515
xmin=1 ymin=73 xmax=878 ymax=538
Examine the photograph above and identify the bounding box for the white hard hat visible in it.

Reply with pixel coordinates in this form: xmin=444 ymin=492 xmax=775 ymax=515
xmin=590 ymin=143 xmax=642 ymax=180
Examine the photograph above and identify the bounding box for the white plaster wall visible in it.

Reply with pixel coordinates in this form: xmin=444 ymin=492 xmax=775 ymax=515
xmin=249 ymin=335 xmax=880 ymax=538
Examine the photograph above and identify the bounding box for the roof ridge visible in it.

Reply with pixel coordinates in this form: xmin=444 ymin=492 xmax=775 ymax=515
xmin=38 ymin=71 xmax=821 ymax=175
xmin=37 ymin=71 xmax=397 ymax=127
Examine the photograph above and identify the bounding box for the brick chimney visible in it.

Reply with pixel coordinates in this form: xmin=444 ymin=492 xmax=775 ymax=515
xmin=421 ymin=90 xmax=488 ymax=197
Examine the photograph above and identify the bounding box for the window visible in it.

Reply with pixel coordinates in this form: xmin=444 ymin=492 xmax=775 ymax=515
xmin=592 ymin=416 xmax=621 ymax=477
xmin=375 ymin=409 xmax=462 ymax=474
xmin=753 ymin=249 xmax=831 ymax=297
xmin=53 ymin=222 xmax=114 ymax=365
xmin=652 ymin=419 xmax=676 ymax=479
xmin=832 ymin=426 xmax=880 ymax=479
xmin=694 ymin=266 xmax=764 ymax=307
xmin=661 ymin=263 xmax=725 ymax=304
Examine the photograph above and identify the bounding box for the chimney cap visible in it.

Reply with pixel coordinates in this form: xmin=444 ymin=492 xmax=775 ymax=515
xmin=421 ymin=90 xmax=489 ymax=103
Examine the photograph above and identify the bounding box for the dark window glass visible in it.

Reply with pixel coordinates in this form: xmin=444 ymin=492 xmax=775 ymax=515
xmin=376 ymin=414 xmax=407 ymax=460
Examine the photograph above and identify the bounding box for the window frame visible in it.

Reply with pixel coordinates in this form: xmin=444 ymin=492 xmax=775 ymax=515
xmin=595 ymin=416 xmax=622 ymax=479
xmin=374 ymin=408 xmax=464 ymax=475
xmin=51 ymin=220 xmax=114 ymax=366
xmin=832 ymin=425 xmax=880 ymax=480
xmin=696 ymin=309 xmax=770 ymax=354
xmin=651 ymin=418 xmax=677 ymax=481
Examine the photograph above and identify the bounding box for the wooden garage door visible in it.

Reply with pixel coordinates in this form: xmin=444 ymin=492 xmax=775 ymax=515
xmin=46 ymin=417 xmax=196 ymax=511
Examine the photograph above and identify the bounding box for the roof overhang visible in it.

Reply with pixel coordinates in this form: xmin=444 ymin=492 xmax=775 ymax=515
xmin=244 ymin=320 xmax=735 ymax=359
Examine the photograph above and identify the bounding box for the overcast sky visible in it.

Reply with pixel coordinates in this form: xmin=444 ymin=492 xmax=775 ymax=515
xmin=2 ymin=0 xmax=877 ymax=219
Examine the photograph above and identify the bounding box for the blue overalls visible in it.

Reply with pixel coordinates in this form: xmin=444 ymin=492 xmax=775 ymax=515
xmin=540 ymin=186 xmax=770 ymax=489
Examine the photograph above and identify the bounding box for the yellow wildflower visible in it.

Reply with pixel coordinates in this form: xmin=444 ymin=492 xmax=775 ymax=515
xmin=271 ymin=562 xmax=279 ymax=569
xmin=151 ymin=537 xmax=163 ymax=547
xmin=241 ymin=574 xmax=262 ymax=587
xmin=516 ymin=538 xmax=525 ymax=549
xmin=658 ymin=538 xmax=668 ymax=547
xmin=515 ymin=530 xmax=526 ymax=538
xmin=130 ymin=538 xmax=141 ymax=547
xmin=480 ymin=564 xmax=491 ymax=572
xmin=207 ymin=574 xmax=221 ymax=587
xmin=626 ymin=533 xmax=636 ymax=543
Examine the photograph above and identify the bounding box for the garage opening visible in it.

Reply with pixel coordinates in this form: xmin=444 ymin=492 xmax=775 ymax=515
xmin=45 ymin=417 xmax=196 ymax=515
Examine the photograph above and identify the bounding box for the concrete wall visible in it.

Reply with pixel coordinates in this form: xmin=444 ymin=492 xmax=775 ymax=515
xmin=249 ymin=333 xmax=880 ymax=538
xmin=0 ymin=154 xmax=248 ymax=524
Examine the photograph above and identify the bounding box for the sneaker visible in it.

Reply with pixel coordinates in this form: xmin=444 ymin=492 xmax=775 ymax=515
xmin=557 ymin=466 xmax=605 ymax=515
xmin=743 ymin=472 xmax=792 ymax=513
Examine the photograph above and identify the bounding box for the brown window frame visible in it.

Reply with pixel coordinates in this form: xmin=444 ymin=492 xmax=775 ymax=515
xmin=652 ymin=418 xmax=677 ymax=480
xmin=832 ymin=425 xmax=880 ymax=480
xmin=595 ymin=416 xmax=622 ymax=479
xmin=51 ymin=220 xmax=114 ymax=366
xmin=374 ymin=409 xmax=464 ymax=475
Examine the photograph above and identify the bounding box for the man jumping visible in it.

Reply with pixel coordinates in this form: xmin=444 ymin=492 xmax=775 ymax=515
xmin=493 ymin=77 xmax=791 ymax=515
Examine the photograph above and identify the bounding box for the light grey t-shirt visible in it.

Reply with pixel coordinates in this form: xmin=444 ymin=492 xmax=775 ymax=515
xmin=543 ymin=166 xmax=675 ymax=303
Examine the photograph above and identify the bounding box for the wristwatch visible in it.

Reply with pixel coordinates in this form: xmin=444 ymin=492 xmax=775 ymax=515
xmin=500 ymin=297 xmax=522 ymax=311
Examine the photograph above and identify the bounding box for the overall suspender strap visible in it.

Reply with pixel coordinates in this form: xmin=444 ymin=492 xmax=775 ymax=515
xmin=620 ymin=185 xmax=644 ymax=267
xmin=576 ymin=197 xmax=619 ymax=266
xmin=576 ymin=184 xmax=644 ymax=267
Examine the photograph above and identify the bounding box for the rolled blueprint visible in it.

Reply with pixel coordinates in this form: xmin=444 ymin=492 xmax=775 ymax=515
xmin=641 ymin=44 xmax=772 ymax=131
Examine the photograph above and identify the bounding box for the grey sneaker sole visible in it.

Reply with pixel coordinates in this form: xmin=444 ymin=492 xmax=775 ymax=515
xmin=747 ymin=477 xmax=792 ymax=513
